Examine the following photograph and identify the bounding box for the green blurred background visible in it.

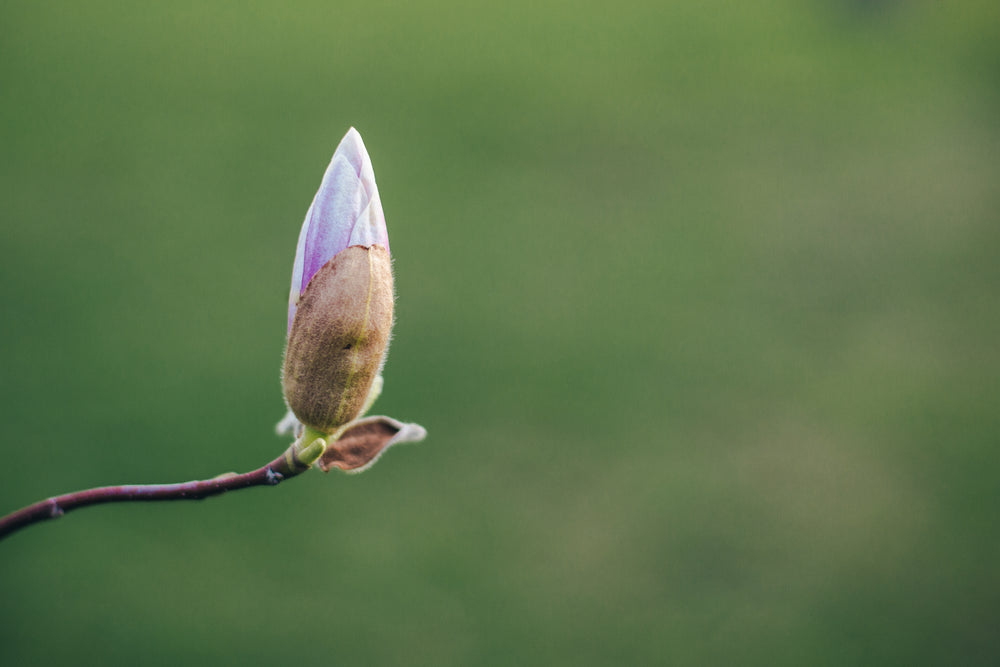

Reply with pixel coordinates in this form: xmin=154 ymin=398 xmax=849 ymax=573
xmin=2 ymin=1 xmax=998 ymax=664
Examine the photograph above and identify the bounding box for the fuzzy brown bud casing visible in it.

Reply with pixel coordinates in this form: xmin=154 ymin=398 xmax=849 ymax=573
xmin=282 ymin=245 xmax=393 ymax=434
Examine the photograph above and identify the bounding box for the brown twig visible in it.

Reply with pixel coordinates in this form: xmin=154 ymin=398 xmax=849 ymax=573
xmin=0 ymin=443 xmax=316 ymax=542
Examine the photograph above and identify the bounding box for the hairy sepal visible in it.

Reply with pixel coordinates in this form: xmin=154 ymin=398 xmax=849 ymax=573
xmin=282 ymin=245 xmax=393 ymax=433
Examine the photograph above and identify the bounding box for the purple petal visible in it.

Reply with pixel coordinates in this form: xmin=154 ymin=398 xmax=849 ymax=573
xmin=287 ymin=128 xmax=390 ymax=331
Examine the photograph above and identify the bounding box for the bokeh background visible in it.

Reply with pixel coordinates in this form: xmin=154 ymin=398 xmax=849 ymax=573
xmin=2 ymin=1 xmax=998 ymax=665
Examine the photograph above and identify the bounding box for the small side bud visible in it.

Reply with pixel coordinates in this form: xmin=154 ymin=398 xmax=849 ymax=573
xmin=316 ymin=416 xmax=427 ymax=473
xmin=282 ymin=245 xmax=394 ymax=434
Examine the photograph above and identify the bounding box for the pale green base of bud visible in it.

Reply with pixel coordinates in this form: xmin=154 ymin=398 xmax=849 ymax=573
xmin=284 ymin=425 xmax=329 ymax=470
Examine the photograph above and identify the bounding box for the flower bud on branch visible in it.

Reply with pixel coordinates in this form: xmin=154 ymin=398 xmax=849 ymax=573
xmin=278 ymin=127 xmax=425 ymax=471
xmin=0 ymin=126 xmax=425 ymax=542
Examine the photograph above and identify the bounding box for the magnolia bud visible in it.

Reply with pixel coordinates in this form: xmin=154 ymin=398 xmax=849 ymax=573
xmin=282 ymin=244 xmax=393 ymax=433
xmin=276 ymin=127 xmax=424 ymax=472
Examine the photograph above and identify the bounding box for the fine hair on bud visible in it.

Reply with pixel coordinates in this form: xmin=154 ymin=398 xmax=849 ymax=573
xmin=282 ymin=245 xmax=394 ymax=433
